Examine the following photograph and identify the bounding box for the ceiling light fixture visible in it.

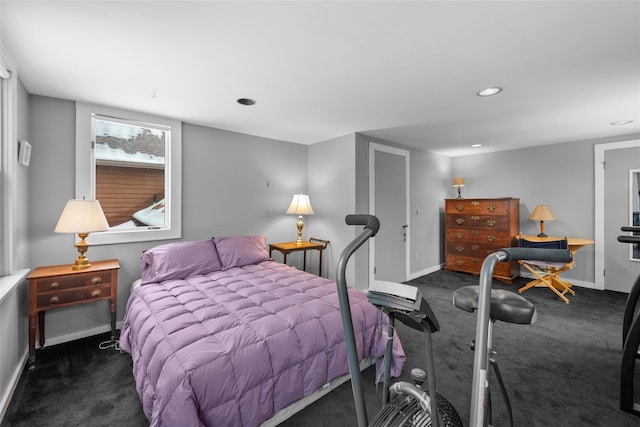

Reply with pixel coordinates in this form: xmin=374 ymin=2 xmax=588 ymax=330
xmin=477 ymin=87 xmax=502 ymax=97
xmin=237 ymin=98 xmax=256 ymax=106
xmin=611 ymin=120 xmax=633 ymax=125
xmin=471 ymin=144 xmax=482 ymax=148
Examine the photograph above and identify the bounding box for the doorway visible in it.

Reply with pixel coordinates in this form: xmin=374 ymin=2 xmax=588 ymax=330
xmin=369 ymin=143 xmax=410 ymax=283
xmin=595 ymin=139 xmax=640 ymax=292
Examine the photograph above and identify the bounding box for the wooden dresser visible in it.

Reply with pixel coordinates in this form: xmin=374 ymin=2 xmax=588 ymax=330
xmin=444 ymin=198 xmax=520 ymax=283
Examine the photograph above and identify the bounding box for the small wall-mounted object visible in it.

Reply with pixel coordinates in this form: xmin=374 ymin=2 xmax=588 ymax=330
xmin=19 ymin=140 xmax=32 ymax=166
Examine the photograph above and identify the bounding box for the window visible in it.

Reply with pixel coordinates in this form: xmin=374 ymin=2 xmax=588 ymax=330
xmin=0 ymin=56 xmax=16 ymax=275
xmin=76 ymin=103 xmax=181 ymax=244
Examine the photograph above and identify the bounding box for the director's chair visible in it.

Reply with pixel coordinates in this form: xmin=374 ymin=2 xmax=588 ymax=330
xmin=517 ymin=235 xmax=575 ymax=303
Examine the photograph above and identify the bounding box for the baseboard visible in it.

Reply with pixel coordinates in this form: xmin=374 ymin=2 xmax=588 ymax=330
xmin=0 ymin=349 xmax=27 ymax=423
xmin=408 ymin=264 xmax=443 ymax=281
xmin=38 ymin=321 xmax=124 ymax=348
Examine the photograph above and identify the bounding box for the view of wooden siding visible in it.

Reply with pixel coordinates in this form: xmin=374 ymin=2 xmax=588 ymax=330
xmin=96 ymin=165 xmax=164 ymax=226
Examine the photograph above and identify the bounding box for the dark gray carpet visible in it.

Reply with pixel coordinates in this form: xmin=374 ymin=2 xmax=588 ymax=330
xmin=3 ymin=270 xmax=639 ymax=426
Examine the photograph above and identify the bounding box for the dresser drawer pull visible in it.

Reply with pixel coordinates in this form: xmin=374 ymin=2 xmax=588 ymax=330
xmin=487 ymin=203 xmax=496 ymax=212
xmin=456 ymin=232 xmax=464 ymax=239
xmin=471 ymin=244 xmax=480 ymax=250
xmin=471 ymin=215 xmax=480 ymax=221
xmin=49 ymin=296 xmax=59 ymax=305
xmin=455 ymin=260 xmax=464 ymax=266
xmin=91 ymin=289 xmax=101 ymax=298
xmin=472 ymin=259 xmax=480 ymax=264
xmin=50 ymin=282 xmax=59 ymax=291
xmin=456 ymin=217 xmax=464 ymax=225
xmin=456 ymin=245 xmax=464 ymax=252
xmin=92 ymin=277 xmax=102 ymax=285
xmin=486 ymin=219 xmax=496 ymax=227
xmin=455 ymin=204 xmax=464 ymax=212
xmin=471 ymin=230 xmax=479 ymax=236
xmin=487 ymin=234 xmax=496 ymax=242
xmin=471 ymin=201 xmax=480 ymax=207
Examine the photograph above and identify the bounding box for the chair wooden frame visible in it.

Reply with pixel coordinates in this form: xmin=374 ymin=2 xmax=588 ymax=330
xmin=517 ymin=236 xmax=575 ymax=303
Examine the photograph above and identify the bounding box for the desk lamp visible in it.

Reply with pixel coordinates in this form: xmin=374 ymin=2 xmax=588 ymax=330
xmin=55 ymin=199 xmax=110 ymax=269
xmin=286 ymin=194 xmax=314 ymax=245
xmin=529 ymin=205 xmax=556 ymax=237
xmin=453 ymin=177 xmax=465 ymax=198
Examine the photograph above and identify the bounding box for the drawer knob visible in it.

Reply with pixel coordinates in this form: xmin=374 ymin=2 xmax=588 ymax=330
xmin=471 ymin=244 xmax=480 ymax=251
xmin=471 ymin=201 xmax=480 ymax=207
xmin=487 ymin=203 xmax=496 ymax=212
xmin=456 ymin=217 xmax=464 ymax=225
xmin=92 ymin=277 xmax=102 ymax=285
xmin=456 ymin=232 xmax=464 ymax=239
xmin=487 ymin=234 xmax=496 ymax=242
xmin=455 ymin=204 xmax=464 ymax=212
xmin=50 ymin=282 xmax=59 ymax=291
xmin=91 ymin=289 xmax=101 ymax=298
xmin=49 ymin=296 xmax=59 ymax=305
xmin=456 ymin=245 xmax=464 ymax=252
xmin=455 ymin=260 xmax=464 ymax=266
xmin=486 ymin=219 xmax=496 ymax=227
xmin=471 ymin=215 xmax=480 ymax=221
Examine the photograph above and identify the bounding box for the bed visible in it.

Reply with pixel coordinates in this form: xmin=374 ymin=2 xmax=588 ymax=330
xmin=120 ymin=236 xmax=405 ymax=427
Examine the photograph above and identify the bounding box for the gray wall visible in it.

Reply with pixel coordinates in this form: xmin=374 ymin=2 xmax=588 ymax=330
xmin=27 ymin=95 xmax=308 ymax=344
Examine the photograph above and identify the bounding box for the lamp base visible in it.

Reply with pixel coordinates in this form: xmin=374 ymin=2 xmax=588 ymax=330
xmin=72 ymin=233 xmax=92 ymax=270
xmin=295 ymin=216 xmax=305 ymax=245
xmin=72 ymin=256 xmax=92 ymax=270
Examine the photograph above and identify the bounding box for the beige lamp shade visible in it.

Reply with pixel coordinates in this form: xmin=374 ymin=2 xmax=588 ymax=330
xmin=528 ymin=205 xmax=556 ymax=237
xmin=452 ymin=177 xmax=465 ymax=187
xmin=55 ymin=199 xmax=109 ymax=269
xmin=286 ymin=194 xmax=314 ymax=245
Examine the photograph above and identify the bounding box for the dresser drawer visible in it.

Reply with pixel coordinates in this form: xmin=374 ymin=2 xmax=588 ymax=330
xmin=35 ymin=271 xmax=113 ymax=293
xmin=446 ymin=228 xmax=514 ymax=247
xmin=445 ymin=254 xmax=513 ymax=277
xmin=37 ymin=285 xmax=112 ymax=308
xmin=446 ymin=199 xmax=511 ymax=215
xmin=446 ymin=214 xmax=510 ymax=231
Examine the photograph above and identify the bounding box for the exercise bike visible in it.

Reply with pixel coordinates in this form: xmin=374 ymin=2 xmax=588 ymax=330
xmin=335 ymin=214 xmax=572 ymax=426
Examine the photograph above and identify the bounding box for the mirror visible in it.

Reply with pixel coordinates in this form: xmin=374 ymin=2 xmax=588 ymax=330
xmin=630 ymin=169 xmax=640 ymax=261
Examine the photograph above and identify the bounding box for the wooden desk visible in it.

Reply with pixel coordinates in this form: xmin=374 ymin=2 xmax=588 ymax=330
xmin=518 ymin=235 xmax=593 ymax=302
xmin=27 ymin=259 xmax=120 ymax=368
xmin=269 ymin=238 xmax=329 ymax=277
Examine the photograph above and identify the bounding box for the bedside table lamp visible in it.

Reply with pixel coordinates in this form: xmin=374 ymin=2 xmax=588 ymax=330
xmin=55 ymin=199 xmax=110 ymax=270
xmin=286 ymin=194 xmax=314 ymax=245
xmin=528 ymin=205 xmax=556 ymax=237
xmin=453 ymin=177 xmax=465 ymax=198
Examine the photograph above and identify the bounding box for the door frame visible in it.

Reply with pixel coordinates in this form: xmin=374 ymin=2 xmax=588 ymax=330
xmin=369 ymin=142 xmax=410 ymax=283
xmin=594 ymin=138 xmax=640 ymax=290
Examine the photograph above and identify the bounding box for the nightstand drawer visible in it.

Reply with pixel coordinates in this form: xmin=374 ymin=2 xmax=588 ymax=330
xmin=37 ymin=285 xmax=112 ymax=308
xmin=35 ymin=271 xmax=113 ymax=293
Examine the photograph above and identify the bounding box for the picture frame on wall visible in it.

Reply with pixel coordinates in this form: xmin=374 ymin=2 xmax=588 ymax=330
xmin=18 ymin=140 xmax=31 ymax=166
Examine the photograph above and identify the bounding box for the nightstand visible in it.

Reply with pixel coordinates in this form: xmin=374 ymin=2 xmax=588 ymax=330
xmin=27 ymin=259 xmax=120 ymax=368
xmin=269 ymin=237 xmax=329 ymax=276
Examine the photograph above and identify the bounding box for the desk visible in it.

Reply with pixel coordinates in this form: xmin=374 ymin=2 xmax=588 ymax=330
xmin=269 ymin=238 xmax=329 ymax=277
xmin=518 ymin=235 xmax=593 ymax=302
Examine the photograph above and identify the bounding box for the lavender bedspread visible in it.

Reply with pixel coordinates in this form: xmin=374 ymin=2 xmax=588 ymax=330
xmin=120 ymin=260 xmax=404 ymax=427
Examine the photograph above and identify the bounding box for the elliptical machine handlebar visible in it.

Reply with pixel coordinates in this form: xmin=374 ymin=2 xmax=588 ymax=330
xmin=345 ymin=214 xmax=381 ymax=235
xmin=497 ymin=247 xmax=573 ymax=263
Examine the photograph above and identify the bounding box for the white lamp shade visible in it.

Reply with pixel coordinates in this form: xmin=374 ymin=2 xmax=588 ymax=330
xmin=286 ymin=194 xmax=314 ymax=215
xmin=55 ymin=199 xmax=110 ymax=234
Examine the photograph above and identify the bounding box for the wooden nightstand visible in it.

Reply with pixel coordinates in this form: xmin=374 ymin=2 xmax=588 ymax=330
xmin=27 ymin=259 xmax=120 ymax=368
xmin=269 ymin=237 xmax=329 ymax=276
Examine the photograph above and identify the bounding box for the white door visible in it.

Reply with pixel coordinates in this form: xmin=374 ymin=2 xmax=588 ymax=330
xmin=603 ymin=147 xmax=640 ymax=292
xmin=369 ymin=143 xmax=409 ymax=283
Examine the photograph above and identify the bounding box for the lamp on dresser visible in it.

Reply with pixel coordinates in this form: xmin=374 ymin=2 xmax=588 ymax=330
xmin=55 ymin=198 xmax=110 ymax=269
xmin=286 ymin=194 xmax=314 ymax=245
xmin=528 ymin=205 xmax=556 ymax=237
xmin=453 ymin=177 xmax=465 ymax=198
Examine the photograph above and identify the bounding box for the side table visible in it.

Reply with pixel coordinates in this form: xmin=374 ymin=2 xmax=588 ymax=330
xmin=27 ymin=259 xmax=120 ymax=368
xmin=269 ymin=237 xmax=329 ymax=276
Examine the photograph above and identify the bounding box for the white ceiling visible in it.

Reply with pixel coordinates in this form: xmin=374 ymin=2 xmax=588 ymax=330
xmin=1 ymin=0 xmax=639 ymax=157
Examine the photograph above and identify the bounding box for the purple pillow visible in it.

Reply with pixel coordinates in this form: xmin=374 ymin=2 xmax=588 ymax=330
xmin=140 ymin=239 xmax=223 ymax=284
xmin=213 ymin=235 xmax=272 ymax=270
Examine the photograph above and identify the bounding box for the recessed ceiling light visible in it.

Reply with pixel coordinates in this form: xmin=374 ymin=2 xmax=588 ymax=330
xmin=237 ymin=98 xmax=256 ymax=106
xmin=611 ymin=120 xmax=633 ymax=125
xmin=477 ymin=87 xmax=502 ymax=97
xmin=471 ymin=144 xmax=482 ymax=148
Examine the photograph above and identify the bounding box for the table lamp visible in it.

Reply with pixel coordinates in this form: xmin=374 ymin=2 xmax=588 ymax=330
xmin=286 ymin=194 xmax=314 ymax=245
xmin=55 ymin=199 xmax=110 ymax=269
xmin=528 ymin=205 xmax=556 ymax=237
xmin=453 ymin=177 xmax=465 ymax=198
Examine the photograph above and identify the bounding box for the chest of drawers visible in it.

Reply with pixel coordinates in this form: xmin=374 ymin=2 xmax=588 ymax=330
xmin=444 ymin=198 xmax=520 ymax=283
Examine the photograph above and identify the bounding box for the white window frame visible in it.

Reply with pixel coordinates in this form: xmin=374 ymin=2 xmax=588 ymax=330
xmin=75 ymin=102 xmax=182 ymax=244
xmin=1 ymin=54 xmax=16 ymax=276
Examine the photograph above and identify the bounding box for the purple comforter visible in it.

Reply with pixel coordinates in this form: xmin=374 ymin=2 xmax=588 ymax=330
xmin=120 ymin=261 xmax=404 ymax=427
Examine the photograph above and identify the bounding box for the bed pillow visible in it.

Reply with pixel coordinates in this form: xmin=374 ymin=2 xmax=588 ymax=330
xmin=140 ymin=239 xmax=223 ymax=284
xmin=213 ymin=235 xmax=272 ymax=270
